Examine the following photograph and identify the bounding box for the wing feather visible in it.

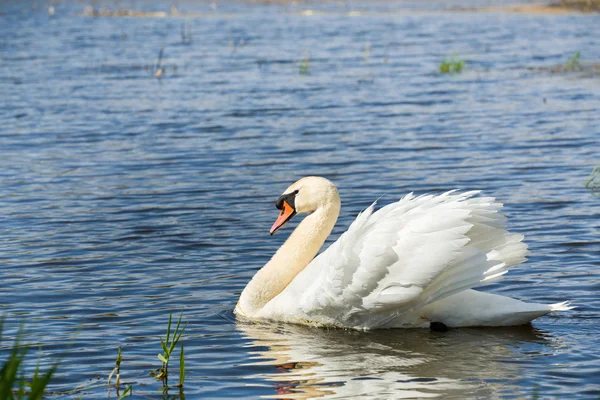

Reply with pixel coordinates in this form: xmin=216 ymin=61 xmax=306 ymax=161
xmin=275 ymin=191 xmax=528 ymax=328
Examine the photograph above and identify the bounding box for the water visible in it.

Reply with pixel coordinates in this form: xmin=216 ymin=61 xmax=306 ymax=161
xmin=1 ymin=0 xmax=599 ymax=398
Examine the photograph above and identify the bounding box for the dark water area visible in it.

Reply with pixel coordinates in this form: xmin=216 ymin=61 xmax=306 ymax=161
xmin=1 ymin=0 xmax=599 ymax=398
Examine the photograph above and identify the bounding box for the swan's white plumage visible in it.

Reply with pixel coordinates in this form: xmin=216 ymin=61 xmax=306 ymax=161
xmin=239 ymin=177 xmax=573 ymax=329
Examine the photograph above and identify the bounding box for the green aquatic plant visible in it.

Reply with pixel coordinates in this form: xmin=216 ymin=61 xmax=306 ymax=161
xmin=117 ymin=386 xmax=132 ymax=399
xmin=585 ymin=163 xmax=600 ymax=192
xmin=151 ymin=311 xmax=187 ymax=391
xmin=299 ymin=51 xmax=310 ymax=75
xmin=108 ymin=346 xmax=132 ymax=397
xmin=178 ymin=342 xmax=185 ymax=389
xmin=0 ymin=318 xmax=58 ymax=400
xmin=107 ymin=346 xmax=122 ymax=389
xmin=439 ymin=55 xmax=466 ymax=74
xmin=564 ymin=51 xmax=582 ymax=72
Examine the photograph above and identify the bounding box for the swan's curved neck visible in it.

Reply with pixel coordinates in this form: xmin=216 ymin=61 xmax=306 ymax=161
xmin=237 ymin=199 xmax=340 ymax=317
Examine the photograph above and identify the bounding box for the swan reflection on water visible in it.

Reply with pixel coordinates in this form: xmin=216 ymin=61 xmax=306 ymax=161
xmin=237 ymin=321 xmax=557 ymax=399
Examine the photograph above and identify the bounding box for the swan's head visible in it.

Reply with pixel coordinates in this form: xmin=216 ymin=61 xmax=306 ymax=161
xmin=270 ymin=176 xmax=339 ymax=235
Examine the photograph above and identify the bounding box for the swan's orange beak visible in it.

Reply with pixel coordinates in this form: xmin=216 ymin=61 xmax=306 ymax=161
xmin=270 ymin=200 xmax=296 ymax=235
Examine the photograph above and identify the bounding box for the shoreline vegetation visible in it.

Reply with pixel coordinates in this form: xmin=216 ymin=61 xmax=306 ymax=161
xmin=79 ymin=0 xmax=600 ymax=17
xmin=455 ymin=0 xmax=600 ymax=14
xmin=1 ymin=313 xmax=186 ymax=399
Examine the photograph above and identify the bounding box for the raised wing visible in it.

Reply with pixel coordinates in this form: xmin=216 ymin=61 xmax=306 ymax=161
xmin=261 ymin=191 xmax=527 ymax=328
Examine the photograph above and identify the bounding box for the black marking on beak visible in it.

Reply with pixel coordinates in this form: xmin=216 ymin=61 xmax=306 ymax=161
xmin=275 ymin=189 xmax=299 ymax=211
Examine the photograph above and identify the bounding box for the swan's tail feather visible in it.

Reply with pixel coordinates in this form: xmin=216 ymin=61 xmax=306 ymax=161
xmin=549 ymin=301 xmax=576 ymax=311
xmin=409 ymin=291 xmax=574 ymax=328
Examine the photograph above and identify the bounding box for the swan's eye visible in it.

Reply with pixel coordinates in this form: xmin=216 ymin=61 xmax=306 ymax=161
xmin=294 ymin=190 xmax=299 ymax=194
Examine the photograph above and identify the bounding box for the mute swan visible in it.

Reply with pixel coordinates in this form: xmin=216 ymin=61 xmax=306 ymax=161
xmin=235 ymin=177 xmax=573 ymax=329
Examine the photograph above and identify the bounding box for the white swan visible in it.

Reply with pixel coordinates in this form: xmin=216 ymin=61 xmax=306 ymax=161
xmin=235 ymin=176 xmax=573 ymax=329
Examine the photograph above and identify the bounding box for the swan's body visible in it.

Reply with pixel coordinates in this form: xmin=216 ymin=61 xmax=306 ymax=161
xmin=235 ymin=177 xmax=572 ymax=329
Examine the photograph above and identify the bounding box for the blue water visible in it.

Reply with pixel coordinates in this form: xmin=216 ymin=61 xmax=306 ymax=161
xmin=1 ymin=0 xmax=599 ymax=398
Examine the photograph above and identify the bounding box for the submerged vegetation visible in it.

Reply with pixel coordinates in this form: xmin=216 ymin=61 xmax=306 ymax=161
xmin=439 ymin=55 xmax=466 ymax=74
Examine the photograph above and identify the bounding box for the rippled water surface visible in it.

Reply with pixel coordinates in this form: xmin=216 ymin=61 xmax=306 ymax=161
xmin=1 ymin=0 xmax=599 ymax=398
